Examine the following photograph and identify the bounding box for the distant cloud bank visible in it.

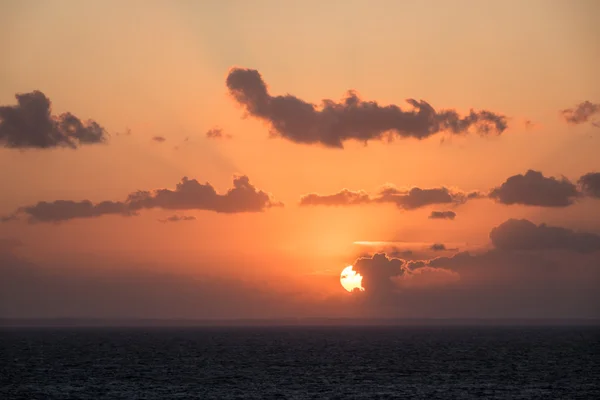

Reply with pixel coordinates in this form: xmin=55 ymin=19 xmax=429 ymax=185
xmin=298 ymin=170 xmax=599 ymax=213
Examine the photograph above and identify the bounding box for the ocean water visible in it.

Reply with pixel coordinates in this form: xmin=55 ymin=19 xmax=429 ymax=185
xmin=1 ymin=326 xmax=599 ymax=399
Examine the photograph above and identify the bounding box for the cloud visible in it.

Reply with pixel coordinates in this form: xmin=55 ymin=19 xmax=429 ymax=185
xmin=152 ymin=136 xmax=166 ymax=143
xmin=377 ymin=186 xmax=480 ymax=210
xmin=127 ymin=175 xmax=283 ymax=213
xmin=3 ymin=176 xmax=282 ymax=223
xmin=561 ymin=101 xmax=600 ymax=126
xmin=299 ymin=189 xmax=371 ymax=206
xmin=0 ymin=91 xmax=108 ymax=149
xmin=158 ymin=215 xmax=196 ymax=223
xmin=206 ymin=128 xmax=232 ymax=139
xmin=387 ymin=249 xmax=414 ymax=259
xmin=0 ymin=214 xmax=18 ymax=223
xmin=348 ymin=219 xmax=600 ymax=315
xmin=429 ymin=210 xmax=456 ymax=220
xmin=226 ymin=67 xmax=508 ymax=148
xmin=578 ymin=172 xmax=600 ymax=198
xmin=2 ymin=219 xmax=599 ymax=319
xmin=16 ymin=200 xmax=133 ymax=223
xmin=300 ymin=185 xmax=478 ymax=210
xmin=394 ymin=267 xmax=460 ymax=289
xmin=352 ymin=253 xmax=407 ymax=297
xmin=415 ymin=221 xmax=600 ymax=282
xmin=430 ymin=243 xmax=448 ymax=251
xmin=489 ymin=219 xmax=600 ymax=253
xmin=489 ymin=170 xmax=579 ymax=207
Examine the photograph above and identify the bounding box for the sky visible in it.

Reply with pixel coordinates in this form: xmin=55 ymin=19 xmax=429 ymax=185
xmin=1 ymin=0 xmax=599 ymax=320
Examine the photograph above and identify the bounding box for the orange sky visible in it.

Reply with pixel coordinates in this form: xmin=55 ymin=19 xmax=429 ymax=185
xmin=1 ymin=0 xmax=599 ymax=320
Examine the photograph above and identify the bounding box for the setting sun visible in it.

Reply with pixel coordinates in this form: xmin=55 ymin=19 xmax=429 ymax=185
xmin=340 ymin=265 xmax=364 ymax=292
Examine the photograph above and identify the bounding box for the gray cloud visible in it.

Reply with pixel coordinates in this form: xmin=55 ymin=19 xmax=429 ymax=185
xmin=299 ymin=189 xmax=371 ymax=206
xmin=379 ymin=186 xmax=479 ymax=210
xmin=489 ymin=219 xmax=600 ymax=254
xmin=300 ymin=185 xmax=477 ymax=210
xmin=18 ymin=200 xmax=133 ymax=223
xmin=0 ymin=91 xmax=108 ymax=149
xmin=561 ymin=101 xmax=600 ymax=126
xmin=226 ymin=67 xmax=508 ymax=148
xmin=429 ymin=210 xmax=457 ymax=220
xmin=489 ymin=170 xmax=579 ymax=207
xmin=206 ymin=128 xmax=232 ymax=139
xmin=152 ymin=136 xmax=166 ymax=143
xmin=578 ymin=172 xmax=600 ymax=198
xmin=158 ymin=215 xmax=197 ymax=223
xmin=354 ymin=219 xmax=600 ymax=301
xmin=3 ymin=176 xmax=282 ymax=223
xmin=352 ymin=253 xmax=407 ymax=296
xmin=344 ymin=220 xmax=600 ymax=317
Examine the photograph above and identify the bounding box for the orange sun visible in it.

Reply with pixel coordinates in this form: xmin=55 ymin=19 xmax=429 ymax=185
xmin=340 ymin=265 xmax=364 ymax=292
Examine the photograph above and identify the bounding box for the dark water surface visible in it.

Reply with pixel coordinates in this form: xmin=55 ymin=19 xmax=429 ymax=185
xmin=1 ymin=326 xmax=599 ymax=399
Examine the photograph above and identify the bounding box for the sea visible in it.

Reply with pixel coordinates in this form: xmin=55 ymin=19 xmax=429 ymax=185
xmin=1 ymin=325 xmax=599 ymax=399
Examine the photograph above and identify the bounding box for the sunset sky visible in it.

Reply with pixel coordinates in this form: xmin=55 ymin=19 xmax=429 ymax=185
xmin=1 ymin=0 xmax=599 ymax=320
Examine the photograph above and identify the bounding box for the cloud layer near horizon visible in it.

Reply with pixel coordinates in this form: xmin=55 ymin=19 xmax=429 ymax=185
xmin=300 ymin=185 xmax=479 ymax=210
xmin=0 ymin=91 xmax=108 ymax=149
xmin=300 ymin=170 xmax=599 ymax=211
xmin=3 ymin=176 xmax=282 ymax=223
xmin=348 ymin=218 xmax=600 ymax=316
xmin=226 ymin=67 xmax=508 ymax=148
xmin=1 ymin=218 xmax=598 ymax=319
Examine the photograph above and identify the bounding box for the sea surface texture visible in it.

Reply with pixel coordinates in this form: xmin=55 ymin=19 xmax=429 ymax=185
xmin=1 ymin=326 xmax=599 ymax=399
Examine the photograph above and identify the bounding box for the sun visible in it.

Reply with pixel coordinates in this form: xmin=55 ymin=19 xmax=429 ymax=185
xmin=340 ymin=265 xmax=364 ymax=292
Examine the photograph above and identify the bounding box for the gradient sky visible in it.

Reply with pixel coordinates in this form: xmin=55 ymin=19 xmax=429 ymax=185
xmin=1 ymin=0 xmax=599 ymax=320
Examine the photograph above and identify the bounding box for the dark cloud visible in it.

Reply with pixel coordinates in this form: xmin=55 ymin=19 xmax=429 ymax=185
xmin=226 ymin=67 xmax=508 ymax=148
xmin=0 ymin=214 xmax=18 ymax=223
xmin=561 ymin=101 xmax=600 ymax=126
xmin=346 ymin=219 xmax=600 ymax=317
xmin=578 ymin=172 xmax=600 ymax=198
xmin=0 ymin=91 xmax=108 ymax=149
xmin=490 ymin=219 xmax=600 ymax=254
xmin=206 ymin=128 xmax=232 ymax=139
xmin=429 ymin=210 xmax=456 ymax=220
xmin=299 ymin=189 xmax=371 ymax=206
xmin=152 ymin=136 xmax=166 ymax=143
xmin=387 ymin=248 xmax=414 ymax=259
xmin=127 ymin=175 xmax=283 ymax=214
xmin=300 ymin=185 xmax=477 ymax=210
xmin=489 ymin=170 xmax=579 ymax=207
xmin=377 ymin=186 xmax=478 ymax=210
xmin=17 ymin=200 xmax=133 ymax=223
xmin=430 ymin=243 xmax=447 ymax=251
xmin=3 ymin=176 xmax=282 ymax=223
xmin=352 ymin=253 xmax=407 ymax=297
xmin=158 ymin=215 xmax=196 ymax=223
